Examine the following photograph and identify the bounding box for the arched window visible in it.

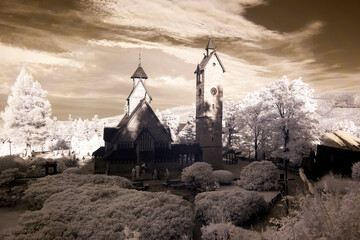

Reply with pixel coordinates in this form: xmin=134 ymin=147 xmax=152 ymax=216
xmin=198 ymin=88 xmax=202 ymax=96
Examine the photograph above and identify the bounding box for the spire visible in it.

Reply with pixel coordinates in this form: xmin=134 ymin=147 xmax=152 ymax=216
xmin=131 ymin=50 xmax=148 ymax=79
xmin=205 ymin=38 xmax=215 ymax=56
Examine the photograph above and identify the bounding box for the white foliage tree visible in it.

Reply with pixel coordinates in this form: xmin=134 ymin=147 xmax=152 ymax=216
xmin=265 ymin=76 xmax=319 ymax=163
xmin=330 ymin=119 xmax=359 ymax=138
xmin=237 ymin=90 xmax=273 ymax=160
xmin=160 ymin=109 xmax=179 ymax=143
xmin=1 ymin=68 xmax=52 ymax=155
xmin=223 ymin=100 xmax=239 ymax=148
xmin=178 ymin=104 xmax=196 ymax=144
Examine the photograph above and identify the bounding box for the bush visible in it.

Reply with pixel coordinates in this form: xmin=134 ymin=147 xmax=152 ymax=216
xmin=212 ymin=170 xmax=234 ymax=185
xmin=8 ymin=186 xmax=193 ymax=240
xmin=195 ymin=190 xmax=267 ymax=226
xmin=315 ymin=174 xmax=352 ymax=195
xmin=352 ymin=161 xmax=360 ymax=180
xmin=262 ymin=174 xmax=360 ymax=240
xmin=181 ymin=162 xmax=214 ymax=190
xmin=63 ymin=167 xmax=81 ymax=174
xmin=0 ymin=155 xmax=27 ymax=173
xmin=25 ymin=156 xmax=71 ymax=177
xmin=23 ymin=174 xmax=133 ymax=210
xmin=239 ymin=161 xmax=279 ymax=191
xmin=201 ymin=222 xmax=232 ymax=240
xmin=49 ymin=139 xmax=70 ymax=151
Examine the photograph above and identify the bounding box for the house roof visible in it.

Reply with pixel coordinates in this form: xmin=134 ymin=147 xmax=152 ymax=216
xmin=131 ymin=65 xmax=148 ymax=79
xmin=92 ymin=147 xmax=105 ymax=157
xmin=321 ymin=130 xmax=360 ymax=152
xmin=126 ymin=79 xmax=152 ymax=101
xmin=111 ymin=99 xmax=172 ymax=143
xmin=194 ymin=51 xmax=226 ymax=74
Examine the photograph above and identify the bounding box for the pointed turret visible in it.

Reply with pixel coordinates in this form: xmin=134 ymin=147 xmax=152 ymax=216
xmin=131 ymin=65 xmax=148 ymax=80
xmin=205 ymin=38 xmax=215 ymax=56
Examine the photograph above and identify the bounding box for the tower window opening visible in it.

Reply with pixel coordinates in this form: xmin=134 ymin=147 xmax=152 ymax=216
xmin=212 ymin=104 xmax=215 ymax=109
xmin=213 ymin=62 xmax=216 ymax=66
xmin=198 ymin=88 xmax=202 ymax=96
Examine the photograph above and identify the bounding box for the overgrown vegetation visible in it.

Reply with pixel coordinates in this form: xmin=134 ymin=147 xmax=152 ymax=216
xmin=195 ymin=190 xmax=267 ymax=226
xmin=239 ymin=160 xmax=280 ymax=191
xmin=7 ymin=185 xmax=194 ymax=240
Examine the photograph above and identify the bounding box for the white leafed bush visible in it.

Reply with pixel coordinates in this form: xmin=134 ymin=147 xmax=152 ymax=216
xmin=0 ymin=155 xmax=27 ymax=173
xmin=239 ymin=161 xmax=279 ymax=191
xmin=23 ymin=173 xmax=133 ymax=210
xmin=63 ymin=167 xmax=81 ymax=174
xmin=181 ymin=162 xmax=214 ymax=189
xmin=212 ymin=170 xmax=234 ymax=185
xmin=201 ymin=222 xmax=233 ymax=240
xmin=8 ymin=185 xmax=193 ymax=240
xmin=195 ymin=190 xmax=266 ymax=226
xmin=352 ymin=161 xmax=360 ymax=180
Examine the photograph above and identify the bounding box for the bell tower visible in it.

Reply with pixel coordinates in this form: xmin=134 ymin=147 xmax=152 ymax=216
xmin=195 ymin=38 xmax=225 ymax=169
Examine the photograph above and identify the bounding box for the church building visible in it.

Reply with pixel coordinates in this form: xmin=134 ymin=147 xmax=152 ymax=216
xmin=93 ymin=39 xmax=224 ymax=174
xmin=93 ymin=60 xmax=200 ymax=174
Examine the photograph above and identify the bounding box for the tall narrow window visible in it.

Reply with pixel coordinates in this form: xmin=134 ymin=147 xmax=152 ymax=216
xmin=212 ymin=104 xmax=215 ymax=109
xmin=198 ymin=88 xmax=202 ymax=96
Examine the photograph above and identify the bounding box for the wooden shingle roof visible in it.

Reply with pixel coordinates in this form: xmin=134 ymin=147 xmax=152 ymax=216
xmin=131 ymin=65 xmax=148 ymax=79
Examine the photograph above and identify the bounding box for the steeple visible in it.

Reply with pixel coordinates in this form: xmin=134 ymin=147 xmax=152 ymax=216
xmin=205 ymin=38 xmax=215 ymax=56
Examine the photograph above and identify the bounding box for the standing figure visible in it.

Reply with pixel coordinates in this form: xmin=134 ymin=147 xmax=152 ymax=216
xmin=131 ymin=167 xmax=136 ymax=181
xmin=153 ymin=169 xmax=158 ymax=180
xmin=165 ymin=168 xmax=170 ymax=181
xmin=141 ymin=162 xmax=146 ymax=176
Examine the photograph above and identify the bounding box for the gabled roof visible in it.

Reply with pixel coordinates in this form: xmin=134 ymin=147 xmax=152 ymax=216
xmin=126 ymin=79 xmax=152 ymax=101
xmin=194 ymin=51 xmax=226 ymax=73
xmin=131 ymin=65 xmax=148 ymax=79
xmin=111 ymin=99 xmax=172 ymax=143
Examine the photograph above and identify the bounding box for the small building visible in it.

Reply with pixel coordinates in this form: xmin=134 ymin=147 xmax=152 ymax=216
xmin=302 ymin=130 xmax=360 ymax=179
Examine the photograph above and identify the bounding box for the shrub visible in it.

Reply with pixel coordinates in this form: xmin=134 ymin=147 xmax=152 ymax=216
xmin=181 ymin=162 xmax=214 ymax=190
xmin=23 ymin=174 xmax=133 ymax=210
xmin=263 ymin=174 xmax=360 ymax=240
xmin=212 ymin=170 xmax=234 ymax=185
xmin=352 ymin=161 xmax=360 ymax=180
xmin=0 ymin=168 xmax=25 ymax=206
xmin=8 ymin=186 xmax=193 ymax=240
xmin=195 ymin=190 xmax=267 ymax=226
xmin=49 ymin=139 xmax=69 ymax=151
xmin=315 ymin=173 xmax=352 ymax=195
xmin=63 ymin=167 xmax=81 ymax=174
xmin=0 ymin=155 xmax=27 ymax=172
xmin=239 ymin=161 xmax=279 ymax=191
xmin=25 ymin=156 xmax=70 ymax=177
xmin=201 ymin=222 xmax=232 ymax=240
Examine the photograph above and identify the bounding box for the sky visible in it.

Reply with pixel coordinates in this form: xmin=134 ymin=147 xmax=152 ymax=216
xmin=0 ymin=0 xmax=359 ymax=120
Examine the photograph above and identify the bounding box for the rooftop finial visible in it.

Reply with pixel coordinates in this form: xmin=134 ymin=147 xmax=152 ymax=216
xmin=139 ymin=47 xmax=142 ymax=67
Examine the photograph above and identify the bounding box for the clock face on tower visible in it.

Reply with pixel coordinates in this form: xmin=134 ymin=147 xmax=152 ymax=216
xmin=210 ymin=87 xmax=217 ymax=95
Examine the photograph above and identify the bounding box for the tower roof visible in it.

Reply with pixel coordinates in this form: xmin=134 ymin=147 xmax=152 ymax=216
xmin=131 ymin=65 xmax=148 ymax=79
xmin=205 ymin=38 xmax=215 ymax=50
